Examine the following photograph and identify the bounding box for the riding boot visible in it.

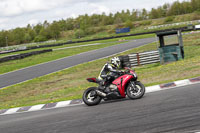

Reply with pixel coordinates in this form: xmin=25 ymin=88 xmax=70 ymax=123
xmin=99 ymin=80 xmax=106 ymax=91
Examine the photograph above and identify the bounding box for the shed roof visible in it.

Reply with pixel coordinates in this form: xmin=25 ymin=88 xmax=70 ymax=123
xmin=156 ymin=30 xmax=177 ymax=36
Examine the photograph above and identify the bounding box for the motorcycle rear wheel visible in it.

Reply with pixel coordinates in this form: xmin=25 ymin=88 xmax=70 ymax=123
xmin=82 ymin=87 xmax=102 ymax=106
xmin=126 ymin=81 xmax=145 ymax=99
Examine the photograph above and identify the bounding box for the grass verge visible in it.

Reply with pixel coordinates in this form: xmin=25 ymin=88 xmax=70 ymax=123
xmin=0 ymin=34 xmax=155 ymax=58
xmin=0 ymin=34 xmax=154 ymax=74
xmin=0 ymin=33 xmax=200 ymax=109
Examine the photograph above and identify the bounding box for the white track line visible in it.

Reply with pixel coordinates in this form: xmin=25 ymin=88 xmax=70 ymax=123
xmin=53 ymin=43 xmax=100 ymax=51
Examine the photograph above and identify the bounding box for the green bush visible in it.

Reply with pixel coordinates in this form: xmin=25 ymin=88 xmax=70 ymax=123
xmin=125 ymin=20 xmax=134 ymax=29
xmin=74 ymin=29 xmax=86 ymax=39
xmin=192 ymin=11 xmax=200 ymax=20
xmin=34 ymin=35 xmax=47 ymax=42
xmin=140 ymin=20 xmax=152 ymax=26
xmin=85 ymin=27 xmax=96 ymax=35
xmin=164 ymin=16 xmax=175 ymax=23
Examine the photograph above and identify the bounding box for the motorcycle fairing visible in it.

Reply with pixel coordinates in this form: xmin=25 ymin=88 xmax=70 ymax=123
xmin=87 ymin=78 xmax=97 ymax=83
xmin=112 ymin=74 xmax=133 ymax=97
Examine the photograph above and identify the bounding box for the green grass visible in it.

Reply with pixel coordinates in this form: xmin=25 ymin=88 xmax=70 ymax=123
xmin=0 ymin=34 xmax=154 ymax=74
xmin=0 ymin=42 xmax=121 ymax=74
xmin=0 ymin=33 xmax=200 ymax=109
xmin=0 ymin=40 xmax=110 ymax=58
xmin=1 ymin=12 xmax=198 ymax=52
xmin=0 ymin=34 xmax=154 ymax=58
xmin=60 ymin=12 xmax=199 ymax=41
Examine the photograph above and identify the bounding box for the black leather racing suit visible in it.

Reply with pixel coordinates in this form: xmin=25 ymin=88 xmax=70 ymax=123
xmin=98 ymin=63 xmax=122 ymax=88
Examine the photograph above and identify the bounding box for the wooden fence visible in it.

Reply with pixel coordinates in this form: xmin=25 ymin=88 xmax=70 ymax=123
xmin=119 ymin=50 xmax=160 ymax=67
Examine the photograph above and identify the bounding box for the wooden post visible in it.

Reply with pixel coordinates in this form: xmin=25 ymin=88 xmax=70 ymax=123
xmin=136 ymin=53 xmax=140 ymax=66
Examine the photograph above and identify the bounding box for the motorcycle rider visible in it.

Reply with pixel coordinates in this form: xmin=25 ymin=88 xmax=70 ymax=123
xmin=98 ymin=57 xmax=123 ymax=91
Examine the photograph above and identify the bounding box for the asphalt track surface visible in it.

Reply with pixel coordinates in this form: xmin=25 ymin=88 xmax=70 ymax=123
xmin=1 ymin=83 xmax=200 ymax=133
xmin=0 ymin=38 xmax=155 ymax=89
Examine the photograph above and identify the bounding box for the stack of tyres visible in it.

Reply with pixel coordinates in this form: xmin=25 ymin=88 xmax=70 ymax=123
xmin=0 ymin=49 xmax=52 ymax=63
xmin=118 ymin=55 xmax=131 ymax=68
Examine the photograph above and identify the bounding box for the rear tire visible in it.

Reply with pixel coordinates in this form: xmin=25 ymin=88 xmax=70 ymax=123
xmin=82 ymin=87 xmax=102 ymax=106
xmin=126 ymin=81 xmax=145 ymax=99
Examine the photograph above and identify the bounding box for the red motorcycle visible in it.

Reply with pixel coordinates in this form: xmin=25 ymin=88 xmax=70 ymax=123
xmin=82 ymin=67 xmax=145 ymax=106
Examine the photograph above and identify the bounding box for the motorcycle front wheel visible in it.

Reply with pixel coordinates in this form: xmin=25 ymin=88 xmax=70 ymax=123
xmin=126 ymin=81 xmax=145 ymax=99
xmin=82 ymin=87 xmax=102 ymax=106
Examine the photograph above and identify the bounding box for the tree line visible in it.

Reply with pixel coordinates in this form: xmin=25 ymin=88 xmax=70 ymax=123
xmin=0 ymin=0 xmax=200 ymax=47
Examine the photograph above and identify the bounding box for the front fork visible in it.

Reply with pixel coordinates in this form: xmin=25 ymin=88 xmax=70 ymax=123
xmin=130 ymin=81 xmax=137 ymax=91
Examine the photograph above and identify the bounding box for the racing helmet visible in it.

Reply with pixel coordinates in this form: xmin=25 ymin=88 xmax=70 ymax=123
xmin=111 ymin=57 xmax=121 ymax=68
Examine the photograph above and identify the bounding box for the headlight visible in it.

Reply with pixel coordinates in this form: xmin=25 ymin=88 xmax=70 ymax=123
xmin=133 ymin=73 xmax=137 ymax=78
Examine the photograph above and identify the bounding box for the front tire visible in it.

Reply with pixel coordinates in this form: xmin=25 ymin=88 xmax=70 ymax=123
xmin=82 ymin=87 xmax=102 ymax=106
xmin=126 ymin=81 xmax=145 ymax=99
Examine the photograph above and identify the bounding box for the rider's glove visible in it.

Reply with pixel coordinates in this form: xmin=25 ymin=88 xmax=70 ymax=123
xmin=118 ymin=70 xmax=124 ymax=74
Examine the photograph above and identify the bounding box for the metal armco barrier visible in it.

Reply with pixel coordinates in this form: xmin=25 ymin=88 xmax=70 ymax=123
xmin=146 ymin=20 xmax=200 ymax=30
xmin=120 ymin=50 xmax=160 ymax=67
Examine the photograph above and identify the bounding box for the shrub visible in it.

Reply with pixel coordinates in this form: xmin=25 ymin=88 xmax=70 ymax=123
xmin=34 ymin=35 xmax=47 ymax=42
xmin=192 ymin=11 xmax=200 ymax=20
xmin=125 ymin=20 xmax=134 ymax=29
xmin=164 ymin=16 xmax=175 ymax=23
xmin=74 ymin=29 xmax=86 ymax=39
xmin=140 ymin=20 xmax=152 ymax=26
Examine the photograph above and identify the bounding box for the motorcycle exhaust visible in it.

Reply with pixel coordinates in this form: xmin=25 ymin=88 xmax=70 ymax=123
xmin=96 ymin=90 xmax=107 ymax=97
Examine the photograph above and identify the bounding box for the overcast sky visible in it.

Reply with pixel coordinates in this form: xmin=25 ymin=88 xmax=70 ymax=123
xmin=0 ymin=0 xmax=185 ymax=30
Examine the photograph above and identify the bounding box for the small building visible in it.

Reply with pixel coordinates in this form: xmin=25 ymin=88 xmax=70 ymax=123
xmin=156 ymin=30 xmax=184 ymax=63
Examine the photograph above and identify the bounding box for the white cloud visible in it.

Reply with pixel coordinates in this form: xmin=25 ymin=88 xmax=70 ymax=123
xmin=70 ymin=14 xmax=78 ymax=19
xmin=0 ymin=18 xmax=9 ymax=24
xmin=0 ymin=1 xmax=22 ymax=16
xmin=0 ymin=0 xmax=72 ymax=17
xmin=89 ymin=3 xmax=110 ymax=15
xmin=0 ymin=0 xmax=186 ymax=30
xmin=0 ymin=18 xmax=9 ymax=29
xmin=28 ymin=19 xmax=39 ymax=26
